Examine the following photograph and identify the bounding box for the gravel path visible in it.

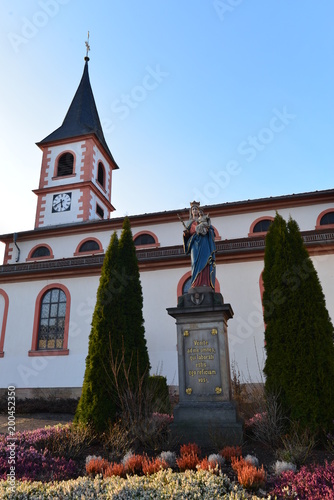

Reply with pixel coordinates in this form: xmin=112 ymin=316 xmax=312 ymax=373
xmin=0 ymin=413 xmax=73 ymax=434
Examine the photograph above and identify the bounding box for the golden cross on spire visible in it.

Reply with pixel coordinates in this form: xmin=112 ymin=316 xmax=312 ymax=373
xmin=85 ymin=31 xmax=90 ymax=60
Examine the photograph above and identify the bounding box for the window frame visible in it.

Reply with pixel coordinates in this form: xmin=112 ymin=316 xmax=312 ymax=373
xmin=53 ymin=151 xmax=76 ymax=179
xmin=97 ymin=161 xmax=106 ymax=189
xmin=248 ymin=216 xmax=274 ymax=237
xmin=74 ymin=237 xmax=103 ymax=256
xmin=133 ymin=231 xmax=160 ymax=249
xmin=29 ymin=284 xmax=70 ymax=356
xmin=316 ymin=209 xmax=334 ymax=229
xmin=27 ymin=244 xmax=54 ymax=261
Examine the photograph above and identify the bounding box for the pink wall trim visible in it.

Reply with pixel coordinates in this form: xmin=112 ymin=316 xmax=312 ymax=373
xmin=248 ymin=216 xmax=274 ymax=237
xmin=34 ymin=195 xmax=47 ymax=229
xmin=315 ymin=208 xmax=334 ymax=230
xmin=27 ymin=243 xmax=54 ymax=261
xmin=3 ymin=244 xmax=12 ymax=265
xmin=177 ymin=271 xmax=221 ymax=298
xmin=0 ymin=289 xmax=9 ymax=357
xmin=39 ymin=148 xmax=52 ymax=189
xmin=29 ymin=283 xmax=71 ymax=356
xmin=81 ymin=139 xmax=95 ymax=182
xmin=74 ymin=237 xmax=103 ymax=256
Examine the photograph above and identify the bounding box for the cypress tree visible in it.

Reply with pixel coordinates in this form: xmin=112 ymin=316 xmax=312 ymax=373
xmin=263 ymin=214 xmax=334 ymax=432
xmin=117 ymin=216 xmax=150 ymax=388
xmin=262 ymin=213 xmax=291 ymax=403
xmin=75 ymin=218 xmax=151 ymax=432
xmin=75 ymin=232 xmax=125 ymax=431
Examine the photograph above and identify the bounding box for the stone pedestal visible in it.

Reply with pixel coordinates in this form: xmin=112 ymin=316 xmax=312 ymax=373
xmin=167 ymin=287 xmax=243 ymax=447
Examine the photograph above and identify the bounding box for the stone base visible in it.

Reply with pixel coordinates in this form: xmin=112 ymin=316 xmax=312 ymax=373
xmin=171 ymin=401 xmax=243 ymax=448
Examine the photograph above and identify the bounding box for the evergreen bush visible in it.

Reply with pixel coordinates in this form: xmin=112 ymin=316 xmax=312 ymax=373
xmin=263 ymin=213 xmax=334 ymax=433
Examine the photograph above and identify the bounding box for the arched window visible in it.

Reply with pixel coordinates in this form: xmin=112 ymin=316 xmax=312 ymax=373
xmin=31 ymin=246 xmax=50 ymax=258
xmin=27 ymin=244 xmax=54 ymax=261
xmin=253 ymin=219 xmax=272 ymax=233
xmin=134 ymin=233 xmax=155 ymax=246
xmin=37 ymin=288 xmax=66 ymax=350
xmin=320 ymin=211 xmax=334 ymax=226
xmin=249 ymin=217 xmax=274 ymax=236
xmin=74 ymin=238 xmax=103 ymax=256
xmin=97 ymin=162 xmax=105 ymax=188
xmin=57 ymin=153 xmax=74 ymax=177
xmin=133 ymin=231 xmax=159 ymax=248
xmin=79 ymin=240 xmax=100 ymax=252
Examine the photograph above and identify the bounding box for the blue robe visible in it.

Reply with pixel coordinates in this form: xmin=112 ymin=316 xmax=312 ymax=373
xmin=183 ymin=220 xmax=216 ymax=290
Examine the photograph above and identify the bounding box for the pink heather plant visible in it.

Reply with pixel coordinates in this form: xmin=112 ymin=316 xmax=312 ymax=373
xmin=0 ymin=445 xmax=77 ymax=481
xmin=0 ymin=427 xmax=77 ymax=481
xmin=271 ymin=460 xmax=334 ymax=499
xmin=245 ymin=412 xmax=267 ymax=428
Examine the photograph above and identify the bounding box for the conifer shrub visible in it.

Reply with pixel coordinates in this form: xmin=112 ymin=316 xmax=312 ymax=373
xmin=147 ymin=375 xmax=171 ymax=414
xmin=75 ymin=218 xmax=151 ymax=433
xmin=263 ymin=213 xmax=334 ymax=434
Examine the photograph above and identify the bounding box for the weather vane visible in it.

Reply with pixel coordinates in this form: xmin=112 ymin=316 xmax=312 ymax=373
xmin=85 ymin=31 xmax=90 ymax=60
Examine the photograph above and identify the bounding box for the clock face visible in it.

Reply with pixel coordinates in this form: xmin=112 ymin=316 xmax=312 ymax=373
xmin=52 ymin=193 xmax=72 ymax=213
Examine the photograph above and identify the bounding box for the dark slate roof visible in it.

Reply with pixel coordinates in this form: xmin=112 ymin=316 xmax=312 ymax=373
xmin=37 ymin=59 xmax=118 ymax=168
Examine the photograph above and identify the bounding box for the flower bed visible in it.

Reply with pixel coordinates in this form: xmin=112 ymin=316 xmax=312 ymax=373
xmin=0 ymin=469 xmax=269 ymax=499
xmin=1 ymin=422 xmax=334 ymax=498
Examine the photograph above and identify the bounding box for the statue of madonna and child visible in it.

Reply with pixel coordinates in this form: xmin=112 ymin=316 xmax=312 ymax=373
xmin=179 ymin=201 xmax=216 ymax=292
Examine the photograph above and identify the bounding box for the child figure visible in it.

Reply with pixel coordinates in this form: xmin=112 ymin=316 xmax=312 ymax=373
xmin=196 ymin=210 xmax=211 ymax=235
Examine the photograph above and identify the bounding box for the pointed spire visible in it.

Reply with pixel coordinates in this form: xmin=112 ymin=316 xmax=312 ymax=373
xmin=37 ymin=55 xmax=118 ymax=167
xmin=85 ymin=31 xmax=90 ymax=62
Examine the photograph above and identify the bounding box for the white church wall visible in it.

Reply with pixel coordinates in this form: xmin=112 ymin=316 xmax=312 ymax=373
xmin=216 ymin=260 xmax=266 ymax=382
xmin=41 ymin=189 xmax=83 ymax=227
xmin=140 ymin=267 xmax=184 ymax=385
xmin=312 ymin=253 xmax=334 ymax=323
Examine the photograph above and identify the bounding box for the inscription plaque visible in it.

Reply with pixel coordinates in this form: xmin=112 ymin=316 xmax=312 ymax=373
xmin=184 ymin=328 xmax=221 ymax=395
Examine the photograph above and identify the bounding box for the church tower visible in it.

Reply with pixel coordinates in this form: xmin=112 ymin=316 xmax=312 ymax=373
xmin=33 ymin=54 xmax=118 ymax=228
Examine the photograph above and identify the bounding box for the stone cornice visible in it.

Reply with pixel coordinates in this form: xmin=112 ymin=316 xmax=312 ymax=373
xmin=0 ymin=230 xmax=333 ymax=282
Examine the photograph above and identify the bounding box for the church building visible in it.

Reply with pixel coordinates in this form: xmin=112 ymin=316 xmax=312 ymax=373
xmin=1 ymin=56 xmax=334 ymax=399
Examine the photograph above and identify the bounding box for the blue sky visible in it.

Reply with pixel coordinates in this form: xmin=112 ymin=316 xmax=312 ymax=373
xmin=0 ymin=1 xmax=333 ymax=257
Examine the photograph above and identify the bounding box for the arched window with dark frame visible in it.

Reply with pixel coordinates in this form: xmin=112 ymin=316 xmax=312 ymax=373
xmin=57 ymin=152 xmax=74 ymax=177
xmin=79 ymin=240 xmax=100 ymax=252
xmin=31 ymin=246 xmax=51 ymax=258
xmin=97 ymin=162 xmax=105 ymax=188
xmin=320 ymin=211 xmax=334 ymax=226
xmin=134 ymin=233 xmax=155 ymax=246
xmin=253 ymin=219 xmax=272 ymax=233
xmin=37 ymin=288 xmax=66 ymax=350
